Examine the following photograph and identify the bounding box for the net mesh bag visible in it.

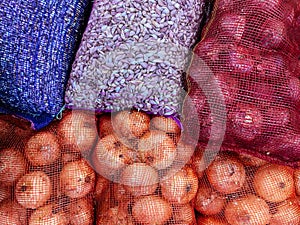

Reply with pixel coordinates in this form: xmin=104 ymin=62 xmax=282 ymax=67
xmin=0 ymin=0 xmax=91 ymax=130
xmin=1 ymin=0 xmax=300 ymax=224
xmin=192 ymin=147 xmax=300 ymax=225
xmin=1 ymin=108 xmax=300 ymax=224
xmin=184 ymin=0 xmax=300 ymax=168
xmin=64 ymin=0 xmax=210 ymax=117
xmin=0 ymin=113 xmax=96 ymax=224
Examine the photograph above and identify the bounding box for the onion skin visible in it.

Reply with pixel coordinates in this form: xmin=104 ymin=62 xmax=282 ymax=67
xmin=194 ymin=182 xmax=226 ymax=216
xmin=240 ymin=82 xmax=275 ymax=105
xmin=69 ymin=197 xmax=94 ymax=225
xmin=259 ymin=133 xmax=300 ymax=164
xmin=138 ymin=130 xmax=177 ymax=170
xmin=227 ymin=46 xmax=255 ymax=75
xmin=161 ymin=167 xmax=198 ymax=204
xmin=211 ymin=73 xmax=239 ymax=107
xmin=295 ymin=168 xmax=300 ymax=195
xmin=206 ymin=155 xmax=246 ymax=194
xmin=96 ymin=205 xmax=134 ymax=225
xmin=61 ymin=151 xmax=81 ymax=164
xmin=168 ymin=132 xmax=181 ymax=146
xmin=264 ymin=107 xmax=291 ymax=133
xmin=288 ymin=76 xmax=300 ymax=106
xmin=253 ymin=164 xmax=295 ymax=203
xmin=214 ymin=13 xmax=246 ymax=42
xmin=98 ymin=114 xmax=114 ymax=138
xmin=0 ymin=185 xmax=11 ymax=204
xmin=238 ymin=152 xmax=267 ymax=167
xmin=193 ymin=38 xmax=224 ymax=65
xmin=112 ymin=110 xmax=150 ymax=140
xmin=94 ymin=175 xmax=110 ymax=200
xmin=269 ymin=198 xmax=300 ymax=225
xmin=57 ymin=110 xmax=97 ymax=155
xmin=191 ymin=150 xmax=205 ymax=179
xmin=196 ymin=216 xmax=228 ymax=225
xmin=111 ymin=183 xmax=132 ymax=203
xmin=132 ymin=195 xmax=172 ymax=225
xmin=92 ymin=134 xmax=133 ymax=178
xmin=60 ymin=159 xmax=96 ymax=199
xmin=172 ymin=203 xmax=196 ymax=225
xmin=260 ymin=19 xmax=287 ymax=50
xmin=175 ymin=142 xmax=196 ymax=169
xmin=224 ymin=195 xmax=270 ymax=225
xmin=120 ymin=163 xmax=158 ymax=197
xmin=0 ymin=119 xmax=14 ymax=148
xmin=16 ymin=171 xmax=52 ymax=209
xmin=0 ymin=200 xmax=27 ymax=225
xmin=29 ymin=204 xmax=68 ymax=225
xmin=25 ymin=131 xmax=60 ymax=166
xmin=228 ymin=104 xmax=263 ymax=143
xmin=196 ymin=111 xmax=227 ymax=142
xmin=0 ymin=148 xmax=26 ymax=186
xmin=150 ymin=116 xmax=181 ymax=134
xmin=255 ymin=53 xmax=286 ymax=81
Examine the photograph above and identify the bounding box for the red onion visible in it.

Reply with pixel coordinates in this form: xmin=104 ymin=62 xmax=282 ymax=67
xmin=228 ymin=104 xmax=263 ymax=143
xmin=260 ymin=19 xmax=287 ymax=50
xmin=214 ymin=13 xmax=246 ymax=42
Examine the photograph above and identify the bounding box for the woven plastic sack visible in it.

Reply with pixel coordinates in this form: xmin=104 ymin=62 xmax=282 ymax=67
xmin=0 ymin=0 xmax=91 ymax=130
xmin=184 ymin=0 xmax=300 ymax=168
xmin=64 ymin=0 xmax=210 ymax=117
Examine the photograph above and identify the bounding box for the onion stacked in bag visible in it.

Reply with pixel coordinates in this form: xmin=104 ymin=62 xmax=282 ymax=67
xmin=192 ymin=147 xmax=300 ymax=225
xmin=1 ymin=109 xmax=300 ymax=224
xmin=185 ymin=0 xmax=300 ymax=167
xmin=0 ymin=114 xmax=96 ymax=225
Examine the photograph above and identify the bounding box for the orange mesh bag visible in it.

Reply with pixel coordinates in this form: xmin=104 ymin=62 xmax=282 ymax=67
xmin=184 ymin=0 xmax=300 ymax=167
xmin=0 ymin=110 xmax=197 ymax=225
xmin=2 ymin=1 xmax=300 ymax=224
xmin=89 ymin=110 xmax=300 ymax=225
xmin=191 ymin=145 xmax=300 ymax=225
xmin=1 ymin=109 xmax=300 ymax=225
xmin=92 ymin=110 xmax=198 ymax=225
xmin=0 ymin=113 xmax=96 ymax=224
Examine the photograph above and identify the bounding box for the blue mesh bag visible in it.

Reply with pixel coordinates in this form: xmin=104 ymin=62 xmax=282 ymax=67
xmin=0 ymin=0 xmax=91 ymax=129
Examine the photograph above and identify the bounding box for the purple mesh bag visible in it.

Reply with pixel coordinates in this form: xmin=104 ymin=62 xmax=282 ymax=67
xmin=65 ymin=0 xmax=209 ymax=117
xmin=0 ymin=0 xmax=91 ymax=129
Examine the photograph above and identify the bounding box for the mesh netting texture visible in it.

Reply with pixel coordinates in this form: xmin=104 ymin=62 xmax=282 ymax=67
xmin=64 ymin=0 xmax=209 ymax=117
xmin=184 ymin=0 xmax=300 ymax=167
xmin=0 ymin=112 xmax=95 ymax=224
xmin=0 ymin=0 xmax=91 ymax=130
xmin=1 ymin=111 xmax=300 ymax=225
xmin=2 ymin=0 xmax=300 ymax=224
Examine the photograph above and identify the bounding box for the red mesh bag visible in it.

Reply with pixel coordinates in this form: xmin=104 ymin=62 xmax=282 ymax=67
xmin=184 ymin=0 xmax=300 ymax=168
